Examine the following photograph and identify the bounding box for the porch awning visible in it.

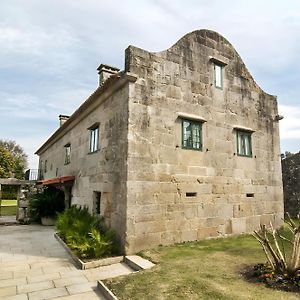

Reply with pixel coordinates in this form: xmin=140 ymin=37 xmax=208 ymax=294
xmin=38 ymin=176 xmax=75 ymax=186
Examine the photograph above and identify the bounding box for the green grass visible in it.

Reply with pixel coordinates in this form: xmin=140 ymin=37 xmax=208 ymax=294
xmin=1 ymin=199 xmax=17 ymax=206
xmin=0 ymin=199 xmax=17 ymax=215
xmin=0 ymin=206 xmax=17 ymax=216
xmin=105 ymin=230 xmax=299 ymax=300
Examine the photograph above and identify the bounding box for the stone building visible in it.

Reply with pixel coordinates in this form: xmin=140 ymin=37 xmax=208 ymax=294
xmin=282 ymin=152 xmax=300 ymax=217
xmin=36 ymin=29 xmax=284 ymax=254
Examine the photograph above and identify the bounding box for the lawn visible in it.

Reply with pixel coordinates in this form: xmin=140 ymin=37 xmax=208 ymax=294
xmin=0 ymin=199 xmax=17 ymax=216
xmin=1 ymin=200 xmax=17 ymax=206
xmin=105 ymin=230 xmax=299 ymax=300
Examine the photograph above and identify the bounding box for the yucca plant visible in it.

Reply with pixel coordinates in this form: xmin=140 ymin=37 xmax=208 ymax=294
xmin=253 ymin=213 xmax=300 ymax=276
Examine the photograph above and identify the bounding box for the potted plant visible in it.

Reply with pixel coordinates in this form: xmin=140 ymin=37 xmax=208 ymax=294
xmin=29 ymin=186 xmax=65 ymax=225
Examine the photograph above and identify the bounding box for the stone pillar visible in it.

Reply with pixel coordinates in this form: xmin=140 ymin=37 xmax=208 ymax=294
xmin=16 ymin=185 xmax=21 ymax=221
xmin=62 ymin=186 xmax=71 ymax=209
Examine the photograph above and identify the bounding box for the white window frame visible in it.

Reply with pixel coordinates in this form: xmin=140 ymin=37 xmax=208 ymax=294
xmin=214 ymin=63 xmax=223 ymax=89
xmin=89 ymin=126 xmax=99 ymax=153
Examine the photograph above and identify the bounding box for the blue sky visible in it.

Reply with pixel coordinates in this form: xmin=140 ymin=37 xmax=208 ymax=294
xmin=1 ymin=0 xmax=299 ymax=168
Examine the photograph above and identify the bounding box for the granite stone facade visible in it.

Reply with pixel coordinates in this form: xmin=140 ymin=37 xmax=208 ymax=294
xmin=36 ymin=30 xmax=284 ymax=254
xmin=282 ymin=153 xmax=300 ymax=217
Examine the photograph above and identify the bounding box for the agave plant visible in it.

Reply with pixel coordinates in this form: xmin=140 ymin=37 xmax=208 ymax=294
xmin=253 ymin=213 xmax=300 ymax=276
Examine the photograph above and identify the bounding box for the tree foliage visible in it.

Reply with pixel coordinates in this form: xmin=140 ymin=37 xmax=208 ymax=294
xmin=0 ymin=147 xmax=15 ymax=178
xmin=0 ymin=139 xmax=28 ymax=179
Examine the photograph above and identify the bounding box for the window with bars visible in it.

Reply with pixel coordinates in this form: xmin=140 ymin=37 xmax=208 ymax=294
xmin=236 ymin=130 xmax=252 ymax=157
xmin=64 ymin=143 xmax=71 ymax=164
xmin=89 ymin=126 xmax=99 ymax=153
xmin=182 ymin=119 xmax=202 ymax=151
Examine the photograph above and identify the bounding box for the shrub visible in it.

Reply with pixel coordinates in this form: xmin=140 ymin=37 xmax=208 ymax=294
xmin=252 ymin=213 xmax=300 ymax=290
xmin=1 ymin=185 xmax=18 ymax=199
xmin=28 ymin=186 xmax=65 ymax=221
xmin=56 ymin=206 xmax=118 ymax=259
xmin=253 ymin=213 xmax=300 ymax=276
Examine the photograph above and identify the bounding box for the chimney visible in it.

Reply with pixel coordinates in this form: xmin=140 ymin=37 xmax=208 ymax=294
xmin=59 ymin=115 xmax=69 ymax=127
xmin=97 ymin=64 xmax=120 ymax=86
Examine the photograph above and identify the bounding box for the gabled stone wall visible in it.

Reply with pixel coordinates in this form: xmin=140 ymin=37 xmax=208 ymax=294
xmin=124 ymin=29 xmax=283 ymax=253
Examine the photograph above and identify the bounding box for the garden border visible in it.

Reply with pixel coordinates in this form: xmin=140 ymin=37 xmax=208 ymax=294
xmin=54 ymin=232 xmax=123 ymax=270
xmin=97 ymin=281 xmax=118 ymax=300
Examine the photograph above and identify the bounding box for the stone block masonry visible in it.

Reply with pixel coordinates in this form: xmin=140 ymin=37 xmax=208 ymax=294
xmin=124 ymin=29 xmax=283 ymax=253
xmin=282 ymin=152 xmax=300 ymax=217
xmin=36 ymin=29 xmax=283 ymax=254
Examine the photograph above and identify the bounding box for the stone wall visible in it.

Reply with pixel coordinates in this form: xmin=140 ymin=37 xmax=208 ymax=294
xmin=37 ymin=82 xmax=131 ymax=247
xmin=124 ymin=29 xmax=283 ymax=253
xmin=17 ymin=184 xmax=37 ymax=223
xmin=282 ymin=153 xmax=300 ymax=217
xmin=0 ymin=178 xmax=36 ymax=223
xmin=36 ymin=29 xmax=284 ymax=255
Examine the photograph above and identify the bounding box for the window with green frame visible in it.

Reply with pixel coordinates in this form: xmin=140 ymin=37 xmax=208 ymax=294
xmin=182 ymin=119 xmax=202 ymax=150
xmin=214 ymin=63 xmax=223 ymax=89
xmin=236 ymin=130 xmax=252 ymax=157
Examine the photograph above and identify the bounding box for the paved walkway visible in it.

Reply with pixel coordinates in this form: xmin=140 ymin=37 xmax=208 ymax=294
xmin=0 ymin=215 xmax=18 ymax=225
xmin=0 ymin=225 xmax=134 ymax=299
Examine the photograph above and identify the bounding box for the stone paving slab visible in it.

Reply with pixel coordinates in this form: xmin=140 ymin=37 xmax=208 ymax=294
xmin=0 ymin=225 xmax=135 ymax=299
xmin=125 ymin=255 xmax=155 ymax=270
xmin=5 ymin=294 xmax=28 ymax=300
xmin=0 ymin=215 xmax=18 ymax=225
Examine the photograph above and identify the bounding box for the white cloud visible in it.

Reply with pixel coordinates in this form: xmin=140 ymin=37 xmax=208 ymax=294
xmin=1 ymin=0 xmax=300 ymax=167
xmin=279 ymin=105 xmax=300 ymax=139
xmin=0 ymin=26 xmax=77 ymax=56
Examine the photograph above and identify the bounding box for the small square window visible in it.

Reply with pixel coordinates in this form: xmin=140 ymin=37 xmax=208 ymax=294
xmin=182 ymin=119 xmax=202 ymax=151
xmin=89 ymin=126 xmax=99 ymax=153
xmin=64 ymin=143 xmax=71 ymax=164
xmin=214 ymin=63 xmax=223 ymax=89
xmin=236 ymin=130 xmax=252 ymax=157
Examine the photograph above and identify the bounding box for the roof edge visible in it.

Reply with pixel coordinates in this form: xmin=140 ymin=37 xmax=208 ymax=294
xmin=35 ymin=72 xmax=137 ymax=155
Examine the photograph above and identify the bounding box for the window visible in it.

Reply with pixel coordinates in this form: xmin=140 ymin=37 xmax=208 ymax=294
xmin=89 ymin=125 xmax=99 ymax=153
xmin=93 ymin=192 xmax=101 ymax=215
xmin=236 ymin=130 xmax=252 ymax=157
xmin=214 ymin=63 xmax=223 ymax=88
xmin=39 ymin=160 xmax=44 ymax=179
xmin=182 ymin=119 xmax=202 ymax=150
xmin=64 ymin=143 xmax=71 ymax=164
xmin=186 ymin=192 xmax=197 ymax=197
xmin=44 ymin=160 xmax=47 ymax=173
